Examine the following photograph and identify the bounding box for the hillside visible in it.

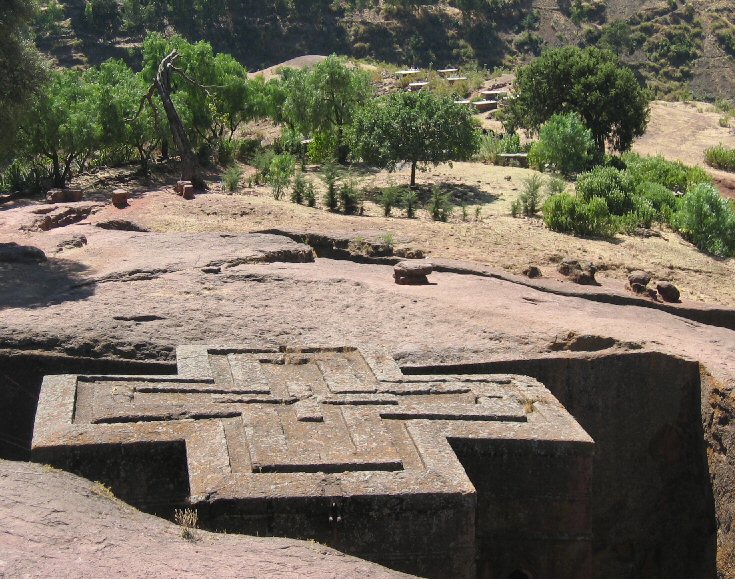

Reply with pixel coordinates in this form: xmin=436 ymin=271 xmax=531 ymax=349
xmin=33 ymin=0 xmax=735 ymax=100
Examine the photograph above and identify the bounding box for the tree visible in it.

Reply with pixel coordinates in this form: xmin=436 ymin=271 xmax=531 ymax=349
xmin=0 ymin=0 xmax=48 ymax=162
xmin=528 ymin=112 xmax=595 ymax=176
xmin=274 ymin=56 xmax=372 ymax=164
xmin=503 ymin=46 xmax=650 ymax=154
xmin=20 ymin=69 xmax=101 ymax=188
xmin=350 ymin=91 xmax=480 ymax=186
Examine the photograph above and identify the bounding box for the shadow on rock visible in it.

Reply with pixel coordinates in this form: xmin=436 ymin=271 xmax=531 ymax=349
xmin=0 ymin=258 xmax=94 ymax=309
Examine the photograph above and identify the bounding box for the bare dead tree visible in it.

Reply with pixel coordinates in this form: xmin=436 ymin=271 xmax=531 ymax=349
xmin=138 ymin=50 xmax=203 ymax=188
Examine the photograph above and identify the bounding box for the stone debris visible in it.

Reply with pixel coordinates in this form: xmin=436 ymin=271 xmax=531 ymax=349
xmin=657 ymin=281 xmax=681 ymax=303
xmin=95 ymin=219 xmax=150 ymax=232
xmin=0 ymin=242 xmax=47 ymax=263
xmin=46 ymin=189 xmax=84 ymax=204
xmin=32 ymin=345 xmax=593 ymax=579
xmin=394 ymin=260 xmax=433 ymax=285
xmin=111 ymin=189 xmax=129 ymax=209
xmin=55 ymin=235 xmax=88 ymax=252
xmin=558 ymin=259 xmax=597 ymax=285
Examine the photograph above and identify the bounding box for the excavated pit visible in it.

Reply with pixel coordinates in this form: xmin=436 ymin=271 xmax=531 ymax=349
xmin=0 ymin=348 xmax=721 ymax=578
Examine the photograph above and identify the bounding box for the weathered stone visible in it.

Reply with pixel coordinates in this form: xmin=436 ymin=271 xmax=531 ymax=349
xmin=45 ymin=189 xmax=65 ymax=204
xmin=182 ymin=184 xmax=195 ymax=200
xmin=394 ymin=260 xmax=433 ymax=285
xmin=657 ymin=281 xmax=681 ymax=303
xmin=628 ymin=270 xmax=651 ymax=287
xmin=0 ymin=242 xmax=47 ymax=263
xmin=111 ymin=189 xmax=129 ymax=209
xmin=559 ymin=259 xmax=597 ymax=285
xmin=523 ymin=265 xmax=542 ymax=279
xmin=393 ymin=246 xmax=425 ymax=260
xmin=32 ymin=345 xmax=593 ymax=579
xmin=175 ymin=181 xmax=192 ymax=195
xmin=56 ymin=235 xmax=88 ymax=252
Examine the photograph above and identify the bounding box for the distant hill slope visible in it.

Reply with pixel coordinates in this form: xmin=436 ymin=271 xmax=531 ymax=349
xmin=33 ymin=0 xmax=735 ymax=101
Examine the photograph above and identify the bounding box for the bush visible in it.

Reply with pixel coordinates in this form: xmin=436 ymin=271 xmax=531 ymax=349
xmin=222 ymin=166 xmax=243 ymax=192
xmin=476 ymin=132 xmax=521 ymax=164
xmin=304 ymin=182 xmax=316 ymax=207
xmin=543 ymin=193 xmax=616 ymax=237
xmin=518 ymin=174 xmax=544 ymax=216
xmin=576 ymin=166 xmax=636 ymax=215
xmin=622 ymin=152 xmax=711 ymax=192
xmin=320 ymin=159 xmax=339 ymax=211
xmin=546 ymin=176 xmax=567 ymax=196
xmin=266 ymin=153 xmax=296 ymax=200
xmin=635 ymin=181 xmax=679 ymax=222
xmin=380 ymin=186 xmax=401 ymax=217
xmin=253 ymin=149 xmax=276 ymax=185
xmin=339 ymin=180 xmax=361 ymax=215
xmin=673 ymin=183 xmax=735 ymax=256
xmin=236 ymin=138 xmax=261 ymax=163
xmin=528 ymin=113 xmax=595 ymax=176
xmin=429 ymin=188 xmax=452 ymax=222
xmin=291 ymin=171 xmax=307 ymax=204
xmin=705 ymin=144 xmax=735 ymax=172
xmin=402 ymin=188 xmax=419 ymax=218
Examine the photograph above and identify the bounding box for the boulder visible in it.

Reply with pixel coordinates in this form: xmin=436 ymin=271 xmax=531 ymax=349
xmin=0 ymin=242 xmax=47 ymax=263
xmin=182 ymin=184 xmax=195 ymax=200
xmin=111 ymin=189 xmax=129 ymax=209
xmin=45 ymin=189 xmax=65 ymax=204
xmin=394 ymin=260 xmax=433 ymax=285
xmin=628 ymin=271 xmax=651 ymax=287
xmin=558 ymin=259 xmax=597 ymax=285
xmin=46 ymin=189 xmax=84 ymax=204
xmin=95 ymin=219 xmax=150 ymax=232
xmin=657 ymin=281 xmax=681 ymax=303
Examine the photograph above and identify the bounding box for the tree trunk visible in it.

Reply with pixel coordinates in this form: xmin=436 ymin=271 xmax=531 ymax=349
xmin=51 ymin=152 xmax=64 ymax=188
xmin=153 ymin=50 xmax=202 ymax=188
xmin=410 ymin=161 xmax=417 ymax=187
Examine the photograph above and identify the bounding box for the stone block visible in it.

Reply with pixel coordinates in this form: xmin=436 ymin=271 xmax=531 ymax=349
xmin=182 ymin=185 xmax=195 ymax=200
xmin=32 ymin=345 xmax=594 ymax=579
xmin=111 ymin=189 xmax=129 ymax=209
xmin=175 ymin=181 xmax=192 ymax=195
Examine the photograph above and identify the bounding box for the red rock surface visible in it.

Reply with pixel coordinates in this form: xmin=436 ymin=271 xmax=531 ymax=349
xmin=0 ymin=460 xmax=409 ymax=578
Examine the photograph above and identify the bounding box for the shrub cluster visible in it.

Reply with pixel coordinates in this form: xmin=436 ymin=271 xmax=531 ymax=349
xmin=704 ymin=144 xmax=735 ymax=173
xmin=541 ymin=154 xmax=735 ymax=256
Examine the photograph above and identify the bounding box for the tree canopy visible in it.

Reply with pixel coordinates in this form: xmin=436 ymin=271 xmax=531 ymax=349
xmin=350 ymin=91 xmax=480 ymax=186
xmin=0 ymin=0 xmax=47 ymax=162
xmin=502 ymin=46 xmax=650 ymax=154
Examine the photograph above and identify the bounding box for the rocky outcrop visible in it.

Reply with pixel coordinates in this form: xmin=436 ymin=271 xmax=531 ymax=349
xmin=0 ymin=460 xmax=408 ymax=579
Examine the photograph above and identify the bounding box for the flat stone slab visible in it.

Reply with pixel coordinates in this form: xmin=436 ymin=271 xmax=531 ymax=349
xmin=33 ymin=345 xmax=593 ymax=578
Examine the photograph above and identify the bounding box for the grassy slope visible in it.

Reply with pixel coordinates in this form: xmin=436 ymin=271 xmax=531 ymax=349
xmin=34 ymin=0 xmax=735 ymax=100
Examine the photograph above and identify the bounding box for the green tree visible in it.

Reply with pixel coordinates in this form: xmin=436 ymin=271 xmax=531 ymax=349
xmin=350 ymin=91 xmax=480 ymax=186
xmin=1 ymin=0 xmax=48 ymax=162
xmin=503 ymin=46 xmax=650 ymax=154
xmin=92 ymin=60 xmax=162 ymax=172
xmin=274 ymin=56 xmax=372 ymax=164
xmin=21 ymin=69 xmax=101 ymax=187
xmin=528 ymin=112 xmax=595 ymax=176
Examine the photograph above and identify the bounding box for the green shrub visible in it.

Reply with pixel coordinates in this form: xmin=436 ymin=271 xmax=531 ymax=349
xmin=222 ymin=166 xmax=243 ymax=192
xmin=704 ymin=144 xmax=735 ymax=172
xmin=543 ymin=193 xmax=616 ymax=237
xmin=253 ymin=149 xmax=276 ymax=185
xmin=635 ymin=181 xmax=679 ymax=221
xmin=546 ymin=176 xmax=567 ymax=196
xmin=291 ymin=172 xmax=307 ymax=204
xmin=267 ymin=153 xmax=296 ymax=200
xmin=339 ymin=180 xmax=361 ymax=214
xmin=320 ymin=159 xmax=339 ymax=211
xmin=518 ymin=174 xmax=544 ymax=216
xmin=429 ymin=188 xmax=452 ymax=222
xmin=673 ymin=183 xmax=735 ymax=256
xmin=476 ymin=132 xmax=521 ymax=164
xmin=304 ymin=181 xmax=316 ymax=207
xmin=576 ymin=166 xmax=636 ymax=215
xmin=401 ymin=188 xmax=418 ymax=218
xmin=380 ymin=186 xmax=401 ymax=217
xmin=528 ymin=113 xmax=595 ymax=176
xmin=622 ymin=152 xmax=711 ymax=191
xmin=236 ymin=138 xmax=261 ymax=162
